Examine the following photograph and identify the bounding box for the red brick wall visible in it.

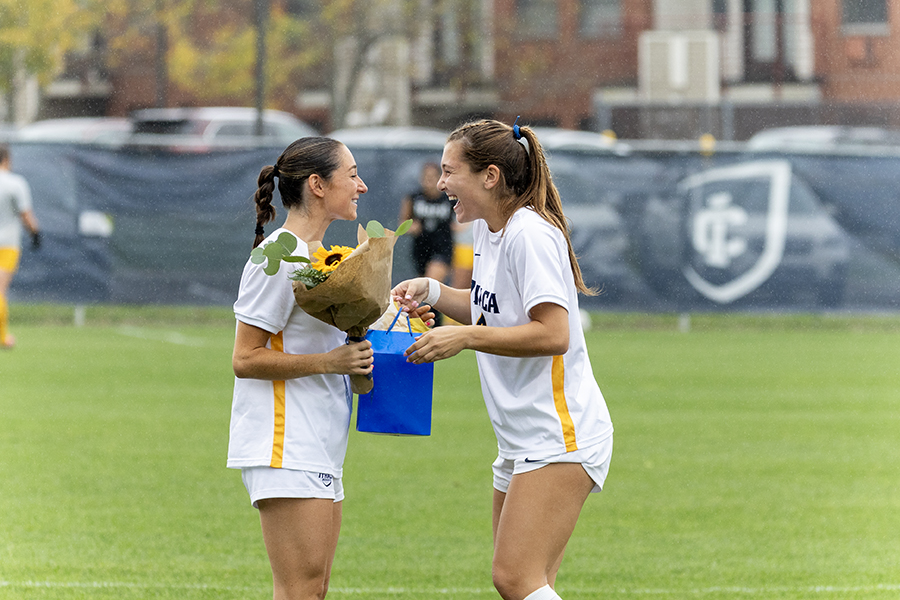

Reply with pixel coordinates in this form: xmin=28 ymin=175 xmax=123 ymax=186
xmin=812 ymin=0 xmax=900 ymax=103
xmin=493 ymin=0 xmax=652 ymax=129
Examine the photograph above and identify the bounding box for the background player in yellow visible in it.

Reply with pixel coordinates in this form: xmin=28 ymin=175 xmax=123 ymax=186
xmin=0 ymin=144 xmax=41 ymax=349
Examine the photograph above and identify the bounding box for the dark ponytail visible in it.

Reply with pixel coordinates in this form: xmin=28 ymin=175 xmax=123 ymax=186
xmin=251 ymin=137 xmax=345 ymax=248
xmin=447 ymin=120 xmax=596 ymax=296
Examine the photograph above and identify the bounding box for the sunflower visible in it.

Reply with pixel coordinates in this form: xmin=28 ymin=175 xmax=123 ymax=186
xmin=311 ymin=245 xmax=354 ymax=273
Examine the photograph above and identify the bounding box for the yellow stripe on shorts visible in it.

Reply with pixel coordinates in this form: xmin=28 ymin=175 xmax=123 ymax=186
xmin=552 ymin=355 xmax=578 ymax=452
xmin=269 ymin=331 xmax=286 ymax=468
xmin=0 ymin=248 xmax=20 ymax=273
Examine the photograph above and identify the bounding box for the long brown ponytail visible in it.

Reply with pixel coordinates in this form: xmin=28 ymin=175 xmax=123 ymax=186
xmin=447 ymin=120 xmax=596 ymax=295
xmin=252 ymin=137 xmax=345 ymax=248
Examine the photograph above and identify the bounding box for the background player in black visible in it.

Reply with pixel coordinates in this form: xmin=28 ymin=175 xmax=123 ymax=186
xmin=399 ymin=162 xmax=455 ymax=283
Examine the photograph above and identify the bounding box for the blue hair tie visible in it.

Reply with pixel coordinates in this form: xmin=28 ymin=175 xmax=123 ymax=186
xmin=512 ymin=115 xmax=522 ymax=140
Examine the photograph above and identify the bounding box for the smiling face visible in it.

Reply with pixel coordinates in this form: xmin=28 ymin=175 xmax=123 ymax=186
xmin=322 ymin=144 xmax=367 ymax=221
xmin=438 ymin=141 xmax=503 ymax=230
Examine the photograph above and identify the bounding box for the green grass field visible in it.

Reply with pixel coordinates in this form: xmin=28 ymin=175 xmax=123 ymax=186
xmin=1 ymin=306 xmax=899 ymax=599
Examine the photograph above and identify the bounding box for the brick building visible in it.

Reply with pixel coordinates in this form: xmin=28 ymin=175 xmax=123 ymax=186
xmin=490 ymin=0 xmax=900 ymax=138
xmin=491 ymin=0 xmax=652 ymax=130
xmin=26 ymin=0 xmax=900 ymax=138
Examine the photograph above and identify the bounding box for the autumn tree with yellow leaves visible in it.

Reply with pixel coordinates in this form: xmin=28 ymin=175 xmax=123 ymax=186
xmin=103 ymin=0 xmax=323 ymax=108
xmin=0 ymin=0 xmax=98 ymax=121
xmin=2 ymin=0 xmax=488 ymax=128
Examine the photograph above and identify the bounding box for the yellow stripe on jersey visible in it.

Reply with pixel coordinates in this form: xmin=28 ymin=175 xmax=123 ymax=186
xmin=552 ymin=355 xmax=578 ymax=452
xmin=270 ymin=331 xmax=286 ymax=468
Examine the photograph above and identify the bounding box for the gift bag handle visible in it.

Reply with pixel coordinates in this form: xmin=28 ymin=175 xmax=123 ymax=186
xmin=385 ymin=304 xmax=416 ymax=338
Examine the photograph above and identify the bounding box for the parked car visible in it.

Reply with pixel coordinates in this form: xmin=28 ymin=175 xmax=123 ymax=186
xmin=14 ymin=117 xmax=132 ymax=143
xmin=329 ymin=126 xmax=449 ymax=150
xmin=747 ymin=126 xmax=900 ymax=152
xmin=128 ymin=106 xmax=318 ymax=151
xmin=532 ymin=126 xmax=630 ymax=156
xmin=0 ymin=123 xmax=18 ymax=141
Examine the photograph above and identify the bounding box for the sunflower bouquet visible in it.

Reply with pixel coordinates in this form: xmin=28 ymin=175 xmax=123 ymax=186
xmin=291 ymin=244 xmax=355 ymax=289
xmin=251 ymin=220 xmax=412 ymax=394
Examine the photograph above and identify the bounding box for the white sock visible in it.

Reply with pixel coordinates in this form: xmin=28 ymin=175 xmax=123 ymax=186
xmin=523 ymin=585 xmax=562 ymax=600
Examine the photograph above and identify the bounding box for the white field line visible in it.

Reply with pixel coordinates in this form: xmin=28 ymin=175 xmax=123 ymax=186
xmin=115 ymin=325 xmax=209 ymax=347
xmin=0 ymin=581 xmax=265 ymax=591
xmin=598 ymin=585 xmax=900 ymax=596
xmin=2 ymin=581 xmax=899 ymax=596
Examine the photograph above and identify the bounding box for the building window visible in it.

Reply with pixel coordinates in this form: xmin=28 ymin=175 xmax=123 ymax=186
xmin=578 ymin=0 xmax=621 ymax=38
xmin=430 ymin=5 xmax=462 ymax=86
xmin=437 ymin=8 xmax=462 ymax=67
xmin=743 ymin=0 xmax=799 ymax=83
xmin=712 ymin=0 xmax=728 ymax=32
xmin=842 ymin=0 xmax=889 ymax=35
xmin=843 ymin=0 xmax=888 ymax=25
xmin=516 ymin=0 xmax=558 ymax=38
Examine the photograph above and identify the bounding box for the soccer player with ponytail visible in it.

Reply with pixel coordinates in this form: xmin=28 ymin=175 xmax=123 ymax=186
xmin=393 ymin=119 xmax=614 ymax=600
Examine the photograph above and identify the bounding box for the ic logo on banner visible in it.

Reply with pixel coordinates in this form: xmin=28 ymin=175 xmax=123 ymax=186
xmin=680 ymin=160 xmax=791 ymax=303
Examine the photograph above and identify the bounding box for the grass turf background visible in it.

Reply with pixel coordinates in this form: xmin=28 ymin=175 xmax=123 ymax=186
xmin=1 ymin=305 xmax=898 ymax=599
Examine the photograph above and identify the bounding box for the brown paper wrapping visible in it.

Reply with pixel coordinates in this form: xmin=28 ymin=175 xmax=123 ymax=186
xmin=292 ymin=224 xmax=400 ymax=394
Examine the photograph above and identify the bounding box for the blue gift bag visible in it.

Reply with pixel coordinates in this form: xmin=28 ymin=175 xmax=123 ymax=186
xmin=356 ymin=314 xmax=434 ymax=436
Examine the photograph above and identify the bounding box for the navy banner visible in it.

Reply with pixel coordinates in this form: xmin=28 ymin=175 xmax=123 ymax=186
xmin=7 ymin=138 xmax=900 ymax=311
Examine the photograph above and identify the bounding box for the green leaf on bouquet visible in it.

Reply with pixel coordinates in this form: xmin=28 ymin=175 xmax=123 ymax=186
xmin=262 ymin=242 xmax=287 ymax=259
xmin=250 ymin=246 xmax=266 ymax=265
xmin=263 ymin=257 xmax=281 ymax=276
xmin=395 ymin=219 xmax=413 ymax=236
xmin=361 ymin=219 xmax=412 ymax=239
xmin=366 ymin=220 xmax=386 ymax=238
xmin=276 ymin=232 xmax=298 ymax=253
xmin=250 ymin=232 xmax=304 ymax=276
xmin=289 ymin=266 xmax=329 ymax=289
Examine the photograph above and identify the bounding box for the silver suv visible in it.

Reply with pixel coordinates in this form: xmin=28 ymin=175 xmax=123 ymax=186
xmin=129 ymin=106 xmax=318 ymax=150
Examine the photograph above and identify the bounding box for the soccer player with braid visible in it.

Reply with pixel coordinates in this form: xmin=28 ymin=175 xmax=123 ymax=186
xmin=393 ymin=119 xmax=614 ymax=600
xmin=228 ymin=137 xmax=373 ymax=600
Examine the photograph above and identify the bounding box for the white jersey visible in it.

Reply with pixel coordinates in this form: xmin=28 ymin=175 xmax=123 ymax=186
xmin=227 ymin=229 xmax=352 ymax=476
xmin=470 ymin=208 xmax=613 ymax=459
xmin=0 ymin=170 xmax=33 ymax=249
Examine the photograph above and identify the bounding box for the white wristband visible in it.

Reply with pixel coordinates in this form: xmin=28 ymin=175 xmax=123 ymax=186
xmin=424 ymin=278 xmax=442 ymax=307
